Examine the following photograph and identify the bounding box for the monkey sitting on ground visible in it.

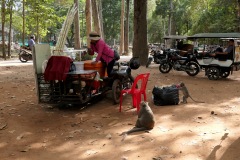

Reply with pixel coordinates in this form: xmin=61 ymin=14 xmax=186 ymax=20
xmin=176 ymin=82 xmax=205 ymax=103
xmin=120 ymin=101 xmax=155 ymax=141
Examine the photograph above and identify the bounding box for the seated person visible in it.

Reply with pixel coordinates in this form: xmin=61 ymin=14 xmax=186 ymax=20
xmin=176 ymin=39 xmax=183 ymax=50
xmin=211 ymin=39 xmax=235 ymax=60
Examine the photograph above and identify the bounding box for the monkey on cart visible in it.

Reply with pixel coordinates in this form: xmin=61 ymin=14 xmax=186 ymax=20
xmin=120 ymin=101 xmax=155 ymax=141
xmin=176 ymin=82 xmax=205 ymax=103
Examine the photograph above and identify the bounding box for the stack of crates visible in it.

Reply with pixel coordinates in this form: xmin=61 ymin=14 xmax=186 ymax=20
xmin=37 ymin=74 xmax=62 ymax=103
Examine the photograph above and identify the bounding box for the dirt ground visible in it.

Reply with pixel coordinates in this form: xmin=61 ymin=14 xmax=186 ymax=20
xmin=1 ymin=59 xmax=240 ymax=160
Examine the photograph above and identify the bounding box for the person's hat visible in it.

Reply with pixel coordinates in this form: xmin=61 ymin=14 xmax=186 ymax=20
xmin=89 ymin=31 xmax=101 ymax=41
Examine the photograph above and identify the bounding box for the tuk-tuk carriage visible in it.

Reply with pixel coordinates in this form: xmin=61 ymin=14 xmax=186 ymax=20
xmin=187 ymin=33 xmax=240 ymax=80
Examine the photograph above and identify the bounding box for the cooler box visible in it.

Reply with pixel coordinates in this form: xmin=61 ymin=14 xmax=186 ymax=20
xmin=73 ymin=61 xmax=84 ymax=70
xmin=83 ymin=60 xmax=106 ymax=77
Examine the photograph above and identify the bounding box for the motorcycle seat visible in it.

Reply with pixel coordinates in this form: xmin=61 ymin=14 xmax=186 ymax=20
xmin=111 ymin=70 xmax=128 ymax=77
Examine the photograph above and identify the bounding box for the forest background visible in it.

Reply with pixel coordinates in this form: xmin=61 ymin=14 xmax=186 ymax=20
xmin=1 ymin=0 xmax=240 ymax=63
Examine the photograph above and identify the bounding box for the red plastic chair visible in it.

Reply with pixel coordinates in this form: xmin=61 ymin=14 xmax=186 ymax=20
xmin=119 ymin=73 xmax=150 ymax=112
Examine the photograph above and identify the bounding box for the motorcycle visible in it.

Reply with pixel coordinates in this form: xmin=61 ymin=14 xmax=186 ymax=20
xmin=110 ymin=58 xmax=138 ymax=103
xmin=146 ymin=49 xmax=166 ymax=68
xmin=19 ymin=46 xmax=32 ymax=63
xmin=159 ymin=49 xmax=200 ymax=76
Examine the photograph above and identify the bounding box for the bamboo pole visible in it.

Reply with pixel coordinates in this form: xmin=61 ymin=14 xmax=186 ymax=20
xmin=55 ymin=4 xmax=77 ymax=55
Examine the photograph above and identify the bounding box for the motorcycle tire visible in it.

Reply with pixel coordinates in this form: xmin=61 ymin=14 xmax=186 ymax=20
xmin=112 ymin=79 xmax=122 ymax=104
xmin=186 ymin=62 xmax=200 ymax=76
xmin=19 ymin=51 xmax=28 ymax=63
xmin=159 ymin=63 xmax=172 ymax=73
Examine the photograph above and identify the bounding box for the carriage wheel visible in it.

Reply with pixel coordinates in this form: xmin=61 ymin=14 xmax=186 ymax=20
xmin=206 ymin=67 xmax=220 ymax=80
xmin=221 ymin=70 xmax=230 ymax=78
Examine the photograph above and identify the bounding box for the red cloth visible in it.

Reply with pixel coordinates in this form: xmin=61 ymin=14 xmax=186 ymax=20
xmin=44 ymin=56 xmax=72 ymax=81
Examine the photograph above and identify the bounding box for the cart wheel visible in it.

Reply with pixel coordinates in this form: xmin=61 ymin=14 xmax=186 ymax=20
xmin=221 ymin=70 xmax=230 ymax=78
xmin=207 ymin=67 xmax=220 ymax=80
xmin=159 ymin=63 xmax=172 ymax=73
xmin=186 ymin=62 xmax=200 ymax=76
xmin=112 ymin=79 xmax=122 ymax=104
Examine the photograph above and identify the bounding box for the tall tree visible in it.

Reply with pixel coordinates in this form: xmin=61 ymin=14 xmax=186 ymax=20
xmin=22 ymin=0 xmax=25 ymax=46
xmin=7 ymin=0 xmax=14 ymax=57
xmin=238 ymin=0 xmax=240 ymax=32
xmin=119 ymin=0 xmax=125 ymax=54
xmin=124 ymin=0 xmax=130 ymax=55
xmin=98 ymin=0 xmax=104 ymax=39
xmin=85 ymin=0 xmax=92 ymax=47
xmin=1 ymin=0 xmax=6 ymax=59
xmin=92 ymin=0 xmax=101 ymax=35
xmin=133 ymin=0 xmax=148 ymax=65
xmin=74 ymin=0 xmax=81 ymax=49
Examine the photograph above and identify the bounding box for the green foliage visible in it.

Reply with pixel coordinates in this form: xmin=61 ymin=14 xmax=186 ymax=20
xmin=102 ymin=0 xmax=122 ymax=45
xmin=2 ymin=0 xmax=240 ymax=46
xmin=154 ymin=0 xmax=239 ymax=38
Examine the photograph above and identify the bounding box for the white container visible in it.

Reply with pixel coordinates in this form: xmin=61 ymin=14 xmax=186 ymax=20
xmin=73 ymin=61 xmax=84 ymax=70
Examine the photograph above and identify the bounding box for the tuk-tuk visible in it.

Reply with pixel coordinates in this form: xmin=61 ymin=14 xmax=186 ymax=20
xmin=187 ymin=33 xmax=240 ymax=80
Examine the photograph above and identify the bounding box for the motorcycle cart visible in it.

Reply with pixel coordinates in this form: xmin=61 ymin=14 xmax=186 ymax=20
xmin=32 ymin=44 xmax=138 ymax=106
xmin=19 ymin=46 xmax=32 ymax=63
xmin=188 ymin=33 xmax=240 ymax=80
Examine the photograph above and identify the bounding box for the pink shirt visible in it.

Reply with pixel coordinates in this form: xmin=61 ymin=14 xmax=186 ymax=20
xmin=90 ymin=39 xmax=114 ymax=64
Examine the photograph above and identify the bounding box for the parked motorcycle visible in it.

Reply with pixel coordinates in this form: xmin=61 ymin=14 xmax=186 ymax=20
xmin=19 ymin=46 xmax=32 ymax=63
xmin=146 ymin=49 xmax=166 ymax=68
xmin=159 ymin=49 xmax=200 ymax=76
xmin=111 ymin=57 xmax=139 ymax=103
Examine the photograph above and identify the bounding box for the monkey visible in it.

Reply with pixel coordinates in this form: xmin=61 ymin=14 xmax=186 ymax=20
xmin=177 ymin=82 xmax=205 ymax=103
xmin=120 ymin=101 xmax=155 ymax=141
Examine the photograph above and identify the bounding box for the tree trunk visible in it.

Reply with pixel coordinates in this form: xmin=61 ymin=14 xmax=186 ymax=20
xmin=36 ymin=12 xmax=39 ymax=43
xmin=92 ymin=0 xmax=101 ymax=35
xmin=133 ymin=0 xmax=148 ymax=65
xmin=85 ymin=0 xmax=92 ymax=48
xmin=22 ymin=0 xmax=25 ymax=47
xmin=1 ymin=0 xmax=6 ymax=60
xmin=124 ymin=0 xmax=130 ymax=55
xmin=119 ymin=0 xmax=125 ymax=55
xmin=238 ymin=0 xmax=240 ymax=32
xmin=74 ymin=0 xmax=81 ymax=49
xmin=168 ymin=0 xmax=172 ymax=35
xmin=8 ymin=2 xmax=13 ymax=58
xmin=98 ymin=0 xmax=104 ymax=40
